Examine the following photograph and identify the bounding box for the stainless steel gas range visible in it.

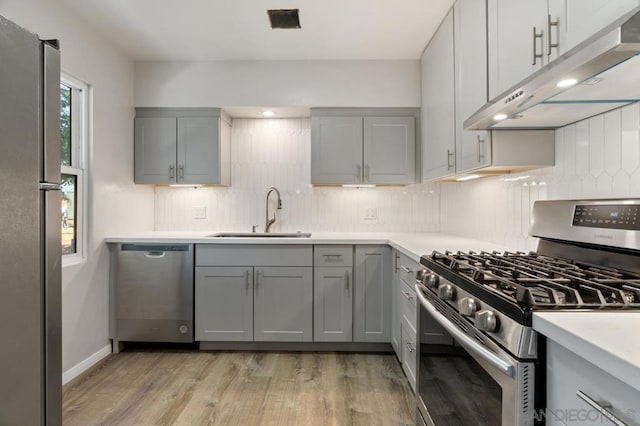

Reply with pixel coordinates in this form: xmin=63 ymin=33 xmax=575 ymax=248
xmin=415 ymin=199 xmax=640 ymax=426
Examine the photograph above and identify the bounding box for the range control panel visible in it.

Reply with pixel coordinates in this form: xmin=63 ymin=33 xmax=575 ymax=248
xmin=573 ymin=204 xmax=640 ymax=230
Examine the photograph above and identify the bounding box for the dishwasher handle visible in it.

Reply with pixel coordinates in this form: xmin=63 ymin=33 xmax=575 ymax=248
xmin=144 ymin=251 xmax=166 ymax=258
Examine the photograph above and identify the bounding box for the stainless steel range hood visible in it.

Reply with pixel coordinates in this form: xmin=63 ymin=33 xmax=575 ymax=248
xmin=466 ymin=9 xmax=640 ymax=130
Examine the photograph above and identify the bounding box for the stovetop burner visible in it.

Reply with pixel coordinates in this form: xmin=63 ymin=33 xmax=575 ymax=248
xmin=428 ymin=251 xmax=640 ymax=309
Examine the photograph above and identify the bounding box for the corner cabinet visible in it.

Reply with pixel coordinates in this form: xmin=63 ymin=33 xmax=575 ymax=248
xmin=311 ymin=109 xmax=417 ymax=185
xmin=354 ymin=245 xmax=392 ymax=343
xmin=134 ymin=108 xmax=231 ymax=185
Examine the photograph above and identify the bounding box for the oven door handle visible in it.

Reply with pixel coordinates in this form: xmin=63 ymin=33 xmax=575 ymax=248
xmin=415 ymin=283 xmax=516 ymax=379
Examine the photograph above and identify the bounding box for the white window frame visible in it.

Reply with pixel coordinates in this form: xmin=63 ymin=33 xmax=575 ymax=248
xmin=61 ymin=73 xmax=90 ymax=267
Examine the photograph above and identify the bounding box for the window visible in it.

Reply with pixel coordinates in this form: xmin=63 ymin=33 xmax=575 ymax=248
xmin=60 ymin=76 xmax=88 ymax=262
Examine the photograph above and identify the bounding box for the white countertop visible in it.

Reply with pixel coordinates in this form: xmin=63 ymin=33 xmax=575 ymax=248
xmin=104 ymin=231 xmax=640 ymax=389
xmin=104 ymin=231 xmax=514 ymax=263
xmin=533 ymin=311 xmax=640 ymax=392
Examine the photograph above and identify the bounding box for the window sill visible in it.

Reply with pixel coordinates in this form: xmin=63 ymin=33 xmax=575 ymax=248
xmin=62 ymin=253 xmax=85 ymax=269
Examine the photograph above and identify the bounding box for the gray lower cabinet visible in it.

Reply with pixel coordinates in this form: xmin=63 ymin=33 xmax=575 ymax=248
xmin=401 ymin=316 xmax=417 ymax=392
xmin=254 ymin=266 xmax=313 ymax=342
xmin=314 ymin=267 xmax=353 ymax=342
xmin=195 ymin=266 xmax=253 ymax=341
xmin=391 ymin=252 xmax=401 ymax=357
xmin=354 ymin=245 xmax=392 ymax=343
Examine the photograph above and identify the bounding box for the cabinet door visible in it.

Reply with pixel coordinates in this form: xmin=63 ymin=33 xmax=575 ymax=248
xmin=177 ymin=117 xmax=220 ymax=184
xmin=454 ymin=0 xmax=492 ymax=173
xmin=195 ymin=266 xmax=253 ymax=341
xmin=254 ymin=267 xmax=313 ymax=342
xmin=313 ymin=267 xmax=353 ymax=342
xmin=311 ymin=116 xmax=363 ymax=184
xmin=391 ymin=252 xmax=401 ymax=358
xmin=401 ymin=316 xmax=417 ymax=392
xmin=134 ymin=117 xmax=176 ymax=184
xmin=548 ymin=0 xmax=640 ymax=61
xmin=422 ymin=10 xmax=456 ymax=181
xmin=354 ymin=245 xmax=392 ymax=343
xmin=487 ymin=0 xmax=548 ymax=100
xmin=363 ymin=116 xmax=415 ymax=184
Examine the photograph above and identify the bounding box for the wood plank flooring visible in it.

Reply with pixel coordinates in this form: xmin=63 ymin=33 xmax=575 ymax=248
xmin=63 ymin=350 xmax=415 ymax=425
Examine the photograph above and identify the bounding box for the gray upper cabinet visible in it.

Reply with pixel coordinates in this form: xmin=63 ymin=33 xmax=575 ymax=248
xmin=195 ymin=266 xmax=253 ymax=342
xmin=454 ymin=0 xmax=492 ymax=173
xmin=354 ymin=245 xmax=392 ymax=343
xmin=422 ymin=9 xmax=456 ymax=182
xmin=364 ymin=117 xmax=415 ymax=185
xmin=254 ymin=266 xmax=313 ymax=342
xmin=487 ymin=0 xmax=548 ymax=100
xmin=311 ymin=117 xmax=363 ymax=185
xmin=134 ymin=108 xmax=230 ymax=185
xmin=311 ymin=110 xmax=417 ymax=185
xmin=314 ymin=267 xmax=353 ymax=342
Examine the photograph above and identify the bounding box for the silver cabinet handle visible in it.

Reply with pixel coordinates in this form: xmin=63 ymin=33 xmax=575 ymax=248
xmin=477 ymin=135 xmax=486 ymax=162
xmin=576 ymin=391 xmax=630 ymax=426
xmin=256 ymin=270 xmax=261 ymax=290
xmin=323 ymin=254 xmax=343 ymax=259
xmin=169 ymin=164 xmax=175 ymax=179
xmin=415 ymin=283 xmax=516 ymax=378
xmin=356 ymin=164 xmax=362 ymax=181
xmin=245 ymin=270 xmax=251 ymax=293
xmin=395 ymin=252 xmax=400 ymax=272
xmin=401 ymin=266 xmax=413 ymax=274
xmin=447 ymin=149 xmax=454 ymax=171
xmin=344 ymin=271 xmax=350 ymax=295
xmin=402 ymin=291 xmax=414 ymax=301
xmin=405 ymin=341 xmax=415 ymax=352
xmin=547 ymin=14 xmax=559 ymax=56
xmin=178 ymin=164 xmax=184 ymax=180
xmin=364 ymin=164 xmax=370 ymax=182
xmin=532 ymin=26 xmax=543 ymax=65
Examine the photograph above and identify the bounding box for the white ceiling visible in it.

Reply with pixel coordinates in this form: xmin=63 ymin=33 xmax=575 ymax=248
xmin=60 ymin=0 xmax=454 ymax=61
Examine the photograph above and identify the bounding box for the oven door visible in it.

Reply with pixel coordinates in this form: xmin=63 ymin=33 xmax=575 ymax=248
xmin=415 ymin=283 xmax=536 ymax=426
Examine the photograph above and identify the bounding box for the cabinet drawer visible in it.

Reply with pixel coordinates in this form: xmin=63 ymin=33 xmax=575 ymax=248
xmin=314 ymin=245 xmax=353 ymax=267
xmin=401 ymin=315 xmax=417 ymax=392
xmin=399 ymin=280 xmax=417 ymax=331
xmin=196 ymin=244 xmax=312 ymax=267
xmin=398 ymin=252 xmax=420 ymax=287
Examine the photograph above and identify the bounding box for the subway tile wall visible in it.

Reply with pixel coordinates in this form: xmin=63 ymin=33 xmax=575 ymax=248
xmin=155 ymin=118 xmax=441 ymax=233
xmin=440 ymin=103 xmax=640 ymax=251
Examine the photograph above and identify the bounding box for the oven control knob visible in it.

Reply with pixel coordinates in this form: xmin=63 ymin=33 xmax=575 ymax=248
xmin=437 ymin=284 xmax=455 ymax=301
xmin=459 ymin=297 xmax=478 ymax=316
xmin=416 ymin=269 xmax=429 ymax=282
xmin=475 ymin=310 xmax=499 ymax=333
xmin=425 ymin=273 xmax=440 ymax=288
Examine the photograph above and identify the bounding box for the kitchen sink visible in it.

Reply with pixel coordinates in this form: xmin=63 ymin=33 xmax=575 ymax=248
xmin=207 ymin=232 xmax=312 ymax=238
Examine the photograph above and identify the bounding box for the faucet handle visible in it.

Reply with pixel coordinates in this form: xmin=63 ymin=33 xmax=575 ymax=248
xmin=252 ymin=225 xmax=258 ymax=233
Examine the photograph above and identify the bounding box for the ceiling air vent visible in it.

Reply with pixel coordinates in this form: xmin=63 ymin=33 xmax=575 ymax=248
xmin=267 ymin=9 xmax=301 ymax=29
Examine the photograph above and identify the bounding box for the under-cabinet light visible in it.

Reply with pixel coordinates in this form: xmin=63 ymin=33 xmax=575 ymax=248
xmin=493 ymin=113 xmax=508 ymax=121
xmin=557 ymin=78 xmax=578 ymax=88
xmin=341 ymin=184 xmax=376 ymax=188
xmin=169 ymin=184 xmax=204 ymax=188
xmin=262 ymin=111 xmax=275 ymax=117
xmin=455 ymin=174 xmax=481 ymax=182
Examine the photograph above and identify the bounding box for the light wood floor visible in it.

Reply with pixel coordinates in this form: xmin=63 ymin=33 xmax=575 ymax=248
xmin=63 ymin=350 xmax=415 ymax=426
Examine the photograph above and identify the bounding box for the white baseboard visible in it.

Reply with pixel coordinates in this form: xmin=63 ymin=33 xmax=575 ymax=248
xmin=62 ymin=344 xmax=112 ymax=385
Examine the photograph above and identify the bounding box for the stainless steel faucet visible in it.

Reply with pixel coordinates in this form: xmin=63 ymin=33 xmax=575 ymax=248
xmin=264 ymin=187 xmax=282 ymax=233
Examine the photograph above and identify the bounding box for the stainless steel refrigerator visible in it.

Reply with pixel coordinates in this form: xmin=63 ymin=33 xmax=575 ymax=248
xmin=0 ymin=14 xmax=62 ymax=426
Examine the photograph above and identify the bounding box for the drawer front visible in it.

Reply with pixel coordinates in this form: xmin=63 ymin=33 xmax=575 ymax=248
xmin=398 ymin=252 xmax=419 ymax=287
xmin=400 ymin=280 xmax=417 ymax=331
xmin=401 ymin=315 xmax=417 ymax=392
xmin=546 ymin=340 xmax=640 ymax=425
xmin=196 ymin=244 xmax=313 ymax=266
xmin=314 ymin=245 xmax=353 ymax=267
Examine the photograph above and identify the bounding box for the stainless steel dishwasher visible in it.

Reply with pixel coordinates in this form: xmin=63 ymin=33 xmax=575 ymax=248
xmin=112 ymin=243 xmax=194 ymax=344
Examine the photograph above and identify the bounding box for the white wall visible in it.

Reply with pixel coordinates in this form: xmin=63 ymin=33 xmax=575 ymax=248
xmin=0 ymin=1 xmax=154 ymax=375
xmin=156 ymin=118 xmax=440 ymax=233
xmin=135 ymin=60 xmax=421 ymax=108
xmin=440 ymin=103 xmax=640 ymax=251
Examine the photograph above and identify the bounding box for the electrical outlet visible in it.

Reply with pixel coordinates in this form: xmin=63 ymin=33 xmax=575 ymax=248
xmin=193 ymin=206 xmax=207 ymax=219
xmin=364 ymin=207 xmax=378 ymax=221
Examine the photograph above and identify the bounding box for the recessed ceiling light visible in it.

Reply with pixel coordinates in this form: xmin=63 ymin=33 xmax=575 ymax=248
xmin=557 ymin=78 xmax=578 ymax=88
xmin=493 ymin=113 xmax=508 ymax=121
xmin=262 ymin=111 xmax=275 ymax=117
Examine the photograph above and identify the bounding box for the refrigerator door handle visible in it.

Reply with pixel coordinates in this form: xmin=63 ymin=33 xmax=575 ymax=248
xmin=39 ymin=182 xmax=61 ymax=191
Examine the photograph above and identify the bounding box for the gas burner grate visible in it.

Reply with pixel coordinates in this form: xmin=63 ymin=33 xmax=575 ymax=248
xmin=430 ymin=251 xmax=640 ymax=309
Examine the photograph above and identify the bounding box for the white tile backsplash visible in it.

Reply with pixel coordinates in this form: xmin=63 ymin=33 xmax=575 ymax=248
xmin=440 ymin=103 xmax=640 ymax=251
xmin=155 ymin=118 xmax=440 ymax=233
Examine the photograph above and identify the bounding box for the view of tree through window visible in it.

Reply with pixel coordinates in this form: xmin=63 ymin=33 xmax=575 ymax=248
xmin=60 ymin=84 xmax=76 ymax=255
